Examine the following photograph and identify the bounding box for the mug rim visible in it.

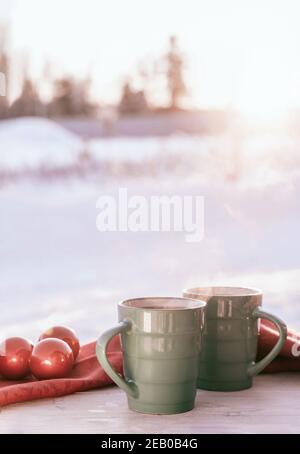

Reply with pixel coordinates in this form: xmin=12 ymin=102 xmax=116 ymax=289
xmin=183 ymin=286 xmax=262 ymax=298
xmin=118 ymin=296 xmax=206 ymax=311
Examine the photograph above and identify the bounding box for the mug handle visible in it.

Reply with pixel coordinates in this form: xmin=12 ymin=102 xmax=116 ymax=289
xmin=96 ymin=321 xmax=138 ymax=398
xmin=247 ymin=308 xmax=287 ymax=377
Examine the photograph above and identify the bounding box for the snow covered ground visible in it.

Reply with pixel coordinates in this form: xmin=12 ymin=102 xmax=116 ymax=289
xmin=0 ymin=118 xmax=83 ymax=173
xmin=0 ymin=117 xmax=299 ymax=343
xmin=1 ymin=117 xmax=300 ymax=185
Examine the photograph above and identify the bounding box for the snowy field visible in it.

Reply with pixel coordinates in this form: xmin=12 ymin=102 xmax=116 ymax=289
xmin=0 ymin=118 xmax=300 ymax=343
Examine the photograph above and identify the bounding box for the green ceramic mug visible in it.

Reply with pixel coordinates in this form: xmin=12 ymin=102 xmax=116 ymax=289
xmin=96 ymin=297 xmax=206 ymax=414
xmin=183 ymin=286 xmax=287 ymax=391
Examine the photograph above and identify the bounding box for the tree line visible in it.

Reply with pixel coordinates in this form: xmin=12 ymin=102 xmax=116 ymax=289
xmin=0 ymin=25 xmax=186 ymax=119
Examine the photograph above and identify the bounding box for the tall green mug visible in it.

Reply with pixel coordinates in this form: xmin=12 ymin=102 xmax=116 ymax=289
xmin=183 ymin=286 xmax=287 ymax=391
xmin=96 ymin=297 xmax=206 ymax=414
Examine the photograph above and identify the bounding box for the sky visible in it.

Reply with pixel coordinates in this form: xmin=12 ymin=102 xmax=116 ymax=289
xmin=1 ymin=0 xmax=300 ymax=116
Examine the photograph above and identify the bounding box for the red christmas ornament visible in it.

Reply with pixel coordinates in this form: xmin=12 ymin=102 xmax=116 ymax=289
xmin=0 ymin=337 xmax=33 ymax=379
xmin=30 ymin=338 xmax=74 ymax=380
xmin=39 ymin=326 xmax=80 ymax=359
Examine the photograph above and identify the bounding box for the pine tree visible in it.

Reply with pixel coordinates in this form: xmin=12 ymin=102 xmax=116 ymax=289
xmin=166 ymin=36 xmax=186 ymax=110
xmin=0 ymin=23 xmax=9 ymax=118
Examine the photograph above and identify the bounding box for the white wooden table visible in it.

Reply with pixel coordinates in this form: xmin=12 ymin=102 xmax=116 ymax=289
xmin=0 ymin=373 xmax=299 ymax=434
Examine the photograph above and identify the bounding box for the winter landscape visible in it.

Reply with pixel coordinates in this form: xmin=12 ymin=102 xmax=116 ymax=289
xmin=1 ymin=116 xmax=299 ymax=344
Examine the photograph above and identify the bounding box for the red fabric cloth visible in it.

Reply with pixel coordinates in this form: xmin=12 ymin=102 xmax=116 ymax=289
xmin=258 ymin=320 xmax=300 ymax=372
xmin=0 ymin=336 xmax=122 ymax=407
xmin=1 ymin=322 xmax=300 ymax=407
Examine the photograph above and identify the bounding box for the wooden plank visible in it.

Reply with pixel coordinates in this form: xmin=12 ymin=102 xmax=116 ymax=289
xmin=0 ymin=373 xmax=300 ymax=434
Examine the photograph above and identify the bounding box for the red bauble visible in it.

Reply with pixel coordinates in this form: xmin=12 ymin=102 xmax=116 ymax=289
xmin=39 ymin=326 xmax=80 ymax=359
xmin=30 ymin=338 xmax=74 ymax=380
xmin=0 ymin=337 xmax=34 ymax=379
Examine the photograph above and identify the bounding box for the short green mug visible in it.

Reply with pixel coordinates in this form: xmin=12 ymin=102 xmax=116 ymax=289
xmin=96 ymin=297 xmax=206 ymax=414
xmin=183 ymin=286 xmax=287 ymax=391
